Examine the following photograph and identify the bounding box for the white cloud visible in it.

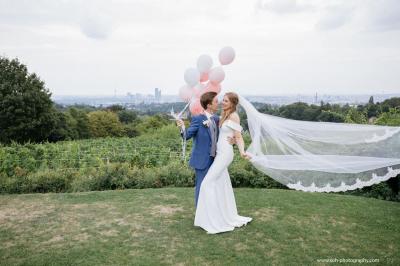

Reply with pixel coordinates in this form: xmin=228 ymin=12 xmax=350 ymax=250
xmin=255 ymin=0 xmax=314 ymax=14
xmin=79 ymin=10 xmax=114 ymax=40
xmin=360 ymin=0 xmax=400 ymax=32
xmin=0 ymin=0 xmax=399 ymax=96
xmin=315 ymin=5 xmax=354 ymax=31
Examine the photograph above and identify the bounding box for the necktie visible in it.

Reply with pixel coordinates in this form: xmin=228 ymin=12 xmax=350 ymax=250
xmin=209 ymin=117 xmax=217 ymax=157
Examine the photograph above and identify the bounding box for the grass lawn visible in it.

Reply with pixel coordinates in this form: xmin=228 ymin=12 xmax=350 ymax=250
xmin=1 ymin=188 xmax=399 ymax=265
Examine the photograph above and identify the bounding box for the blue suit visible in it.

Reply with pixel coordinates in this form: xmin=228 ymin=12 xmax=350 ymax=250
xmin=182 ymin=114 xmax=219 ymax=208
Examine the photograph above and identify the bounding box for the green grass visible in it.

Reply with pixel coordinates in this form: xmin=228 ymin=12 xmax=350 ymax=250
xmin=1 ymin=188 xmax=399 ymax=265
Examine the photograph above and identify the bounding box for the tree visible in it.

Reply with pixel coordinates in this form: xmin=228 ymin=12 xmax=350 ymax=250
xmin=118 ymin=109 xmax=138 ymax=124
xmin=0 ymin=56 xmax=57 ymax=144
xmin=68 ymin=107 xmax=91 ymax=139
xmin=87 ymin=110 xmax=124 ymax=138
xmin=48 ymin=111 xmax=72 ymax=142
xmin=316 ymin=110 xmax=345 ymax=123
xmin=136 ymin=114 xmax=169 ymax=134
xmin=369 ymin=96 xmax=374 ymax=104
xmin=107 ymin=104 xmax=125 ymax=112
xmin=344 ymin=108 xmax=367 ymax=124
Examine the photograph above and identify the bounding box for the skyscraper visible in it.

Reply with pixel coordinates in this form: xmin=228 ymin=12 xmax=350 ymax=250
xmin=154 ymin=88 xmax=161 ymax=102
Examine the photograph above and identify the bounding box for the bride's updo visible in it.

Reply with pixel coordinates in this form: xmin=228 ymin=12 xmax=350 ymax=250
xmin=220 ymin=92 xmax=239 ymax=127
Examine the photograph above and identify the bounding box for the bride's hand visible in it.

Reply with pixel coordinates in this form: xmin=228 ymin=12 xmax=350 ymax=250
xmin=227 ymin=136 xmax=236 ymax=145
xmin=240 ymin=152 xmax=252 ymax=160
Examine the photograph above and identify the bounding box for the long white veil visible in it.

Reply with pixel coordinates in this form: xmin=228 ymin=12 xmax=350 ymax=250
xmin=238 ymin=94 xmax=400 ymax=192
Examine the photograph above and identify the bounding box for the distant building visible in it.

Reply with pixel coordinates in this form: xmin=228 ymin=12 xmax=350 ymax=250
xmin=154 ymin=88 xmax=161 ymax=102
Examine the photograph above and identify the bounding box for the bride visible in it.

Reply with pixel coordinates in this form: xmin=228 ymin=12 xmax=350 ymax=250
xmin=194 ymin=92 xmax=253 ymax=234
xmin=194 ymin=91 xmax=400 ymax=234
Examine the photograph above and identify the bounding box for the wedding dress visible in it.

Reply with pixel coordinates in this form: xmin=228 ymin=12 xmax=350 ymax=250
xmin=194 ymin=119 xmax=253 ymax=234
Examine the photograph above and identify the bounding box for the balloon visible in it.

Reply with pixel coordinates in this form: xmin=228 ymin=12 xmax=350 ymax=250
xmin=193 ymin=83 xmax=205 ymax=98
xmin=200 ymin=72 xmax=209 ymax=82
xmin=219 ymin=46 xmax=235 ymax=65
xmin=209 ymin=66 xmax=225 ymax=84
xmin=197 ymin=54 xmax=213 ymax=73
xmin=184 ymin=68 xmax=200 ymax=87
xmin=189 ymin=98 xmax=204 ymax=115
xmin=179 ymin=85 xmax=194 ymax=102
xmin=206 ymin=82 xmax=222 ymax=94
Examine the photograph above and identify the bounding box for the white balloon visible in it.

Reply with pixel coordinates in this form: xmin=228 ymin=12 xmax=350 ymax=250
xmin=209 ymin=67 xmax=225 ymax=84
xmin=197 ymin=54 xmax=213 ymax=73
xmin=184 ymin=68 xmax=200 ymax=87
xmin=219 ymin=46 xmax=235 ymax=65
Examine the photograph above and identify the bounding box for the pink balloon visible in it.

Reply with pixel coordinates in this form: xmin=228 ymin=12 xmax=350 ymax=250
xmin=189 ymin=98 xmax=204 ymax=115
xmin=200 ymin=72 xmax=209 ymax=82
xmin=206 ymin=82 xmax=221 ymax=94
xmin=179 ymin=85 xmax=193 ymax=102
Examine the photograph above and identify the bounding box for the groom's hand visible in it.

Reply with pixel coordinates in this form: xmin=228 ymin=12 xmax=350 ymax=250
xmin=176 ymin=119 xmax=184 ymax=128
xmin=227 ymin=136 xmax=236 ymax=145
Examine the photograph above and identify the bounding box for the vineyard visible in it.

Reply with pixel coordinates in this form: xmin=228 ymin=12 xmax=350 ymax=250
xmin=0 ymin=127 xmax=184 ymax=174
xmin=0 ymin=124 xmax=281 ymax=194
xmin=1 ymin=124 xmax=398 ymax=201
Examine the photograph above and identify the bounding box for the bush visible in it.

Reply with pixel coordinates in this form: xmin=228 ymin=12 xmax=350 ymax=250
xmin=23 ymin=170 xmax=74 ymax=193
xmin=374 ymin=108 xmax=400 ymax=126
xmin=229 ymin=159 xmax=285 ymax=189
xmin=158 ymin=161 xmax=194 ymax=187
xmin=123 ymin=123 xmax=140 ymax=138
xmin=340 ymin=179 xmax=400 ymax=202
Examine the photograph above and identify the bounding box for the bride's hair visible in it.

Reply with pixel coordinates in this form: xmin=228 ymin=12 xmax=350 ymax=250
xmin=220 ymin=92 xmax=239 ymax=127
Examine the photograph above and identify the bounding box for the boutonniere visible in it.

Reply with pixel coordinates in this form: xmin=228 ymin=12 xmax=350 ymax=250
xmin=202 ymin=120 xmax=211 ymax=127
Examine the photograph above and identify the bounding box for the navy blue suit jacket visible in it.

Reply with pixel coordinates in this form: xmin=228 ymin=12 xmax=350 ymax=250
xmin=182 ymin=114 xmax=219 ymax=170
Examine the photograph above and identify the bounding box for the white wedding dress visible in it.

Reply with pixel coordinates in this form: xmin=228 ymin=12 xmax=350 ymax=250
xmin=194 ymin=119 xmax=253 ymax=234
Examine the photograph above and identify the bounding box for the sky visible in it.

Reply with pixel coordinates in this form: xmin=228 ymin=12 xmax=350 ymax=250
xmin=1 ymin=0 xmax=399 ymax=96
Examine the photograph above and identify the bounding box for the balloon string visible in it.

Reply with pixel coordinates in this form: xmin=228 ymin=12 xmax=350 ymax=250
xmin=182 ymin=130 xmax=186 ymax=161
xmin=180 ymin=101 xmax=190 ymax=161
xmin=170 ymin=101 xmax=190 ymax=161
xmin=179 ymin=101 xmax=190 ymax=117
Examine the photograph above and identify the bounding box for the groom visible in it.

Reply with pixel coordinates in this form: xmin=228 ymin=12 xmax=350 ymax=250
xmin=177 ymin=92 xmax=234 ymax=208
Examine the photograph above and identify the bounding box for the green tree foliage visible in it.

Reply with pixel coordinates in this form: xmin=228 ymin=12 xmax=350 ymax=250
xmin=344 ymin=108 xmax=367 ymax=124
xmin=68 ymin=107 xmax=91 ymax=139
xmin=368 ymin=96 xmax=374 ymax=104
xmin=316 ymin=110 xmax=345 ymax=122
xmin=107 ymin=104 xmax=125 ymax=113
xmin=118 ymin=110 xmax=138 ymax=124
xmin=136 ymin=114 xmax=170 ymax=134
xmin=123 ymin=123 xmax=140 ymax=138
xmin=381 ymin=97 xmax=400 ymax=109
xmin=279 ymin=102 xmax=320 ymax=121
xmin=374 ymin=108 xmax=400 ymax=126
xmin=366 ymin=103 xmax=379 ymax=118
xmin=0 ymin=57 xmax=57 ymax=144
xmin=88 ymin=111 xmax=124 ymax=138
xmin=48 ymin=111 xmax=72 ymax=142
